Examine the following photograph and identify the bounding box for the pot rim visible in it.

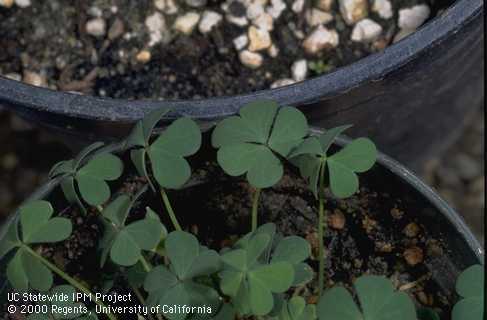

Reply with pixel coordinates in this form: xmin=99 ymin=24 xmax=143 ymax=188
xmin=1 ymin=131 xmax=483 ymax=263
xmin=0 ymin=0 xmax=483 ymax=122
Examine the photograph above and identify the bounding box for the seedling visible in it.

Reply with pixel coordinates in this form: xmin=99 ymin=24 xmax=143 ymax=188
xmin=212 ymin=100 xmax=309 ymax=231
xmin=49 ymin=142 xmax=123 ymax=211
xmin=144 ymin=231 xmax=221 ymax=320
xmin=219 ymin=223 xmax=312 ymax=316
xmin=317 ymin=275 xmax=416 ymax=320
xmin=127 ymin=108 xmax=202 ymax=231
xmin=100 ymin=188 xmax=167 ymax=267
xmin=452 ymin=264 xmax=484 ymax=320
xmin=290 ymin=126 xmax=377 ymax=294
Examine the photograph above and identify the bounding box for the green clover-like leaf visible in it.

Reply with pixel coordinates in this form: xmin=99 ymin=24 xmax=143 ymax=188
xmin=272 ymin=297 xmax=316 ymax=320
xmin=212 ymin=100 xmax=308 ymax=188
xmin=452 ymin=264 xmax=484 ymax=320
xmin=144 ymin=231 xmax=222 ymax=320
xmin=220 ymin=228 xmax=297 ymax=316
xmin=290 ymin=126 xmax=377 ymax=198
xmin=101 ymin=190 xmax=167 ymax=267
xmin=128 ymin=112 xmax=201 ymax=190
xmin=7 ymin=247 xmax=53 ymax=292
xmin=0 ymin=216 xmax=21 ymax=259
xmin=5 ymin=200 xmax=72 ymax=292
xmin=317 ymin=275 xmax=416 ymax=320
xmin=26 ymin=285 xmax=90 ymax=320
xmin=50 ymin=143 xmax=123 ymax=209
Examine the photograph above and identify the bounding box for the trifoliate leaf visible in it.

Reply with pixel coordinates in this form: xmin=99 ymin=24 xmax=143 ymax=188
xmin=76 ymin=153 xmax=123 ymax=206
xmin=317 ymin=275 xmax=416 ymax=320
xmin=148 ymin=117 xmax=202 ymax=189
xmin=291 ymin=128 xmax=377 ymax=199
xmin=144 ymin=231 xmax=221 ymax=320
xmin=271 ymin=236 xmax=312 ymax=286
xmin=452 ymin=264 xmax=484 ymax=320
xmin=212 ymin=100 xmax=308 ymax=188
xmin=126 ymin=108 xmax=171 ymax=148
xmin=7 ymin=247 xmax=53 ymax=292
xmin=20 ymin=200 xmax=72 ymax=244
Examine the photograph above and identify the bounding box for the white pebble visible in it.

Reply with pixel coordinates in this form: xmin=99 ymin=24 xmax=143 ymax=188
xmin=239 ymin=50 xmax=264 ymax=69
xmin=248 ymin=26 xmax=272 ymax=52
xmin=267 ymin=0 xmax=287 ymax=19
xmin=154 ymin=0 xmax=178 ymax=14
xmin=291 ymin=0 xmax=305 ymax=13
xmin=4 ymin=73 xmax=21 ymax=81
xmin=85 ymin=18 xmax=107 ymax=37
xmin=174 ymin=12 xmax=200 ymax=35
xmin=226 ymin=14 xmax=249 ymax=27
xmin=338 ymin=0 xmax=368 ymax=25
xmin=305 ymin=8 xmax=334 ymax=27
xmin=233 ymin=34 xmax=249 ymax=50
xmin=199 ymin=11 xmax=223 ymax=33
xmin=351 ymin=18 xmax=383 ymax=42
xmin=372 ymin=0 xmax=393 ymax=19
xmin=247 ymin=2 xmax=265 ymax=20
xmin=291 ymin=59 xmax=308 ymax=82
xmin=253 ymin=12 xmax=274 ymax=31
xmin=302 ymin=25 xmax=339 ymax=55
xmin=145 ymin=12 xmax=169 ymax=46
xmin=398 ymin=4 xmax=430 ymax=30
xmin=271 ymin=78 xmax=296 ymax=88
xmin=14 ymin=0 xmax=30 ymax=8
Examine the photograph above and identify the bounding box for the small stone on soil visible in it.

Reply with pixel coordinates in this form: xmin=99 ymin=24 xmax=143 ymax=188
xmin=239 ymin=50 xmax=263 ymax=68
xmin=267 ymin=0 xmax=287 ymax=19
xmin=85 ymin=18 xmax=107 ymax=37
xmin=136 ymin=50 xmax=152 ymax=64
xmin=0 ymin=0 xmax=14 ymax=8
xmin=199 ymin=11 xmax=223 ymax=33
xmin=403 ymin=222 xmax=420 ymax=238
xmin=305 ymin=8 xmax=334 ymax=27
xmin=233 ymin=33 xmax=249 ymax=50
xmin=291 ymin=59 xmax=307 ymax=82
xmin=372 ymin=0 xmax=393 ymax=19
xmin=23 ymin=71 xmax=47 ymax=87
xmin=302 ymin=25 xmax=339 ymax=55
xmin=185 ymin=0 xmax=207 ymax=8
xmin=404 ymin=246 xmax=424 ymax=266
xmin=317 ymin=0 xmax=334 ymax=11
xmin=247 ymin=2 xmax=265 ymax=20
xmin=108 ymin=18 xmax=125 ymax=40
xmin=174 ymin=12 xmax=201 ymax=35
xmin=351 ymin=18 xmax=382 ymax=43
xmin=248 ymin=26 xmax=272 ymax=51
xmin=329 ymin=210 xmax=346 ymax=229
xmin=145 ymin=12 xmax=170 ymax=46
xmin=291 ymin=0 xmax=305 ymax=13
xmin=253 ymin=12 xmax=274 ymax=31
xmin=338 ymin=0 xmax=368 ymax=25
xmin=271 ymin=78 xmax=296 ymax=88
xmin=398 ymin=4 xmax=430 ymax=30
xmin=14 ymin=0 xmax=30 ymax=8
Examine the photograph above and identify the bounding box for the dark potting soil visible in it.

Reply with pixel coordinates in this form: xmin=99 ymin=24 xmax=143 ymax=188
xmin=0 ymin=0 xmax=452 ymax=100
xmin=2 ymin=156 xmax=459 ymax=320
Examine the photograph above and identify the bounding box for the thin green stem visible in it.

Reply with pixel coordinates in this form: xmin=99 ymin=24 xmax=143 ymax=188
xmin=139 ymin=255 xmax=152 ymax=273
xmin=318 ymin=161 xmax=326 ymax=296
xmin=22 ymin=245 xmax=117 ymax=320
xmin=160 ymin=189 xmax=182 ymax=231
xmin=251 ymin=188 xmax=262 ymax=232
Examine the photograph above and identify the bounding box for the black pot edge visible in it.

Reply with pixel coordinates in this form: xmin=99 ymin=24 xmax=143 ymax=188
xmin=0 ymin=0 xmax=483 ymax=122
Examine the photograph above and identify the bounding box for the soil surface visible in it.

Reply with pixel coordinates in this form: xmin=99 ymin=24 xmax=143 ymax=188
xmin=0 ymin=0 xmax=451 ymax=100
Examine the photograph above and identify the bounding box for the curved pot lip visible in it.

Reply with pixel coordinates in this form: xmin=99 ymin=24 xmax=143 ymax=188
xmin=1 ymin=131 xmax=483 ymax=263
xmin=0 ymin=0 xmax=482 ymax=122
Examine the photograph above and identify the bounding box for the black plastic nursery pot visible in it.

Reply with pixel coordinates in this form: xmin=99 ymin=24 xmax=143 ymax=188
xmin=0 ymin=132 xmax=483 ymax=316
xmin=0 ymin=0 xmax=484 ymax=170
